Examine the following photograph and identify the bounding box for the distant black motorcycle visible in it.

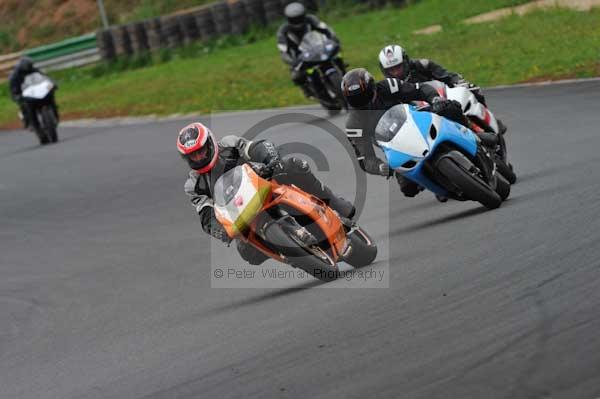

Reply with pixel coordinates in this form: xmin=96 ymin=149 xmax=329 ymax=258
xmin=21 ymin=72 xmax=59 ymax=144
xmin=294 ymin=31 xmax=347 ymax=115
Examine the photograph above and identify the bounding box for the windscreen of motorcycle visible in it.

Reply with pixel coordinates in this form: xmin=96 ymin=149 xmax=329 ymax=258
xmin=375 ymin=105 xmax=433 ymax=170
xmin=375 ymin=104 xmax=408 ymax=142
xmin=298 ymin=31 xmax=330 ymax=62
xmin=213 ymin=164 xmax=272 ymax=237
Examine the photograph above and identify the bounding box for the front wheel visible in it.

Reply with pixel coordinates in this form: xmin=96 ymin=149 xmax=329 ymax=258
xmin=495 ymin=173 xmax=511 ymax=201
xmin=41 ymin=106 xmax=58 ymax=143
xmin=33 ymin=109 xmax=50 ymax=145
xmin=495 ymin=158 xmax=517 ymax=184
xmin=495 ymin=134 xmax=516 ymax=183
xmin=262 ymin=221 xmax=340 ymax=282
xmin=324 ymin=70 xmax=346 ymax=111
xmin=437 ymin=157 xmax=502 ymax=209
xmin=343 ymin=227 xmax=377 ymax=268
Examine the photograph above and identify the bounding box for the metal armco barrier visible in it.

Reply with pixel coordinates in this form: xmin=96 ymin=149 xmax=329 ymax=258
xmin=25 ymin=33 xmax=97 ymax=62
xmin=1 ymin=33 xmax=99 ymax=80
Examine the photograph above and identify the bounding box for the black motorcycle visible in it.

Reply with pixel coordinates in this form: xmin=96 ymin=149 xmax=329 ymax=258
xmin=295 ymin=31 xmax=347 ymax=115
xmin=21 ymin=72 xmax=59 ymax=144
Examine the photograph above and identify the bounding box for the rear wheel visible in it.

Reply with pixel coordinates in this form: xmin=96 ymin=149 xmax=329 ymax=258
xmin=263 ymin=221 xmax=340 ymax=282
xmin=437 ymin=157 xmax=502 ymax=209
xmin=343 ymin=227 xmax=377 ymax=268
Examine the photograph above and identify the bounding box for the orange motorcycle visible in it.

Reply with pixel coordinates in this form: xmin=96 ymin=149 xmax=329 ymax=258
xmin=213 ymin=163 xmax=377 ymax=281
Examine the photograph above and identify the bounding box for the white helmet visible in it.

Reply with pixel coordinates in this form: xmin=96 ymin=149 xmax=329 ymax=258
xmin=378 ymin=44 xmax=409 ymax=80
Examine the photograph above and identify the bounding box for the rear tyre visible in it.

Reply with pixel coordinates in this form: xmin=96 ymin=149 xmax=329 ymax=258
xmin=495 ymin=174 xmax=511 ymax=201
xmin=437 ymin=157 xmax=502 ymax=209
xmin=263 ymin=222 xmax=339 ymax=282
xmin=343 ymin=228 xmax=377 ymax=268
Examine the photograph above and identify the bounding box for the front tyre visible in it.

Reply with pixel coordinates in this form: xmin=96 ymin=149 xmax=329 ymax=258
xmin=343 ymin=227 xmax=377 ymax=268
xmin=263 ymin=221 xmax=339 ymax=282
xmin=437 ymin=157 xmax=502 ymax=209
xmin=495 ymin=134 xmax=516 ymax=183
xmin=495 ymin=158 xmax=517 ymax=184
xmin=495 ymin=173 xmax=511 ymax=201
xmin=33 ymin=110 xmax=50 ymax=145
xmin=41 ymin=106 xmax=58 ymax=143
xmin=324 ymin=69 xmax=346 ymax=111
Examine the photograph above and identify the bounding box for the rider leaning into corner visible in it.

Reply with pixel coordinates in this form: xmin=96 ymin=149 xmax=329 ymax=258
xmin=177 ymin=122 xmax=355 ymax=266
xmin=377 ymin=44 xmax=507 ymax=134
xmin=276 ymin=2 xmax=341 ymax=99
xmin=341 ymin=68 xmax=498 ymax=199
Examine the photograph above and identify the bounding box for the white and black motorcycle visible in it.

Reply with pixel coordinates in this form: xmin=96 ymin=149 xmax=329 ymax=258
xmin=21 ymin=72 xmax=59 ymax=144
xmin=413 ymin=80 xmax=516 ymax=184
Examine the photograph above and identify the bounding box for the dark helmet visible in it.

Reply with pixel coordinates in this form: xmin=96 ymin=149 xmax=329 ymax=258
xmin=16 ymin=57 xmax=34 ymax=74
xmin=176 ymin=122 xmax=219 ymax=173
xmin=378 ymin=44 xmax=409 ymax=80
xmin=341 ymin=68 xmax=376 ymax=109
xmin=284 ymin=2 xmax=307 ymax=32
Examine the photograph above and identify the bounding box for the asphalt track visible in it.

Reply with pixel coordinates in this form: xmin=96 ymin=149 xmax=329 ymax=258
xmin=1 ymin=81 xmax=600 ymax=399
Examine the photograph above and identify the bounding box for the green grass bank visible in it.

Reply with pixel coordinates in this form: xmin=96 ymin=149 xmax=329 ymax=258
xmin=0 ymin=0 xmax=598 ymax=127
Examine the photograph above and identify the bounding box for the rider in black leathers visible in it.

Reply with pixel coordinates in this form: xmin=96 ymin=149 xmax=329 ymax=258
xmin=8 ymin=57 xmax=40 ymax=128
xmin=177 ymin=123 xmax=355 ymax=265
xmin=378 ymin=44 xmax=508 ymax=134
xmin=276 ymin=2 xmax=340 ymax=98
xmin=378 ymin=44 xmax=487 ymax=105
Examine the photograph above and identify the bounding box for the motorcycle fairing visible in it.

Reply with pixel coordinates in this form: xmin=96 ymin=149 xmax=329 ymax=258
xmin=376 ymin=104 xmax=479 ymax=195
xmin=214 ymin=164 xmax=272 ymax=237
xmin=21 ymin=72 xmax=54 ymax=100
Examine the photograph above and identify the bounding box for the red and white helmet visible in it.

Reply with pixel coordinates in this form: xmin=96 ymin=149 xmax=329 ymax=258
xmin=176 ymin=122 xmax=219 ymax=173
xmin=378 ymin=44 xmax=409 ymax=80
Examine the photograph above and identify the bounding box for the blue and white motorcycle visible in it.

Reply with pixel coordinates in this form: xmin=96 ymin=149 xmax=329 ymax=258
xmin=375 ymin=104 xmax=510 ymax=209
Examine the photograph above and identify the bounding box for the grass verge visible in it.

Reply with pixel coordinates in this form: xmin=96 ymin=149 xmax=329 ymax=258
xmin=1 ymin=0 xmax=598 ymax=128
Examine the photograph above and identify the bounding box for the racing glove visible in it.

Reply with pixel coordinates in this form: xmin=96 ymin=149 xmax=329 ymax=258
xmin=431 ymin=98 xmax=469 ymax=128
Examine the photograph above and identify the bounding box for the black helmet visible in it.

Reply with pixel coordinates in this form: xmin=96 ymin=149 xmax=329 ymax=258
xmin=284 ymin=2 xmax=307 ymax=32
xmin=341 ymin=68 xmax=376 ymax=109
xmin=16 ymin=57 xmax=34 ymax=74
